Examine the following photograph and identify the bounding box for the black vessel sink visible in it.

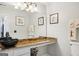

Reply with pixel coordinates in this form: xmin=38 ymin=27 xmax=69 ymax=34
xmin=0 ymin=19 xmax=18 ymax=48
xmin=0 ymin=37 xmax=18 ymax=48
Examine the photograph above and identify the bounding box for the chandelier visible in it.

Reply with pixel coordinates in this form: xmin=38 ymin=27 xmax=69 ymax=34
xmin=13 ymin=2 xmax=38 ymax=13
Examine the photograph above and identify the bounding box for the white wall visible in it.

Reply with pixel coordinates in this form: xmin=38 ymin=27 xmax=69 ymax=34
xmin=29 ymin=3 xmax=47 ymax=37
xmin=0 ymin=5 xmax=30 ymax=39
xmin=46 ymin=2 xmax=79 ymax=56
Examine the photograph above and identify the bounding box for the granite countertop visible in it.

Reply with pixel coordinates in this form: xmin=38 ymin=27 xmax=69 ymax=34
xmin=0 ymin=36 xmax=57 ymax=49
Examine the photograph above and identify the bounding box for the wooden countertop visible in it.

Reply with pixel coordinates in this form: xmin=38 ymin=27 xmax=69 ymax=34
xmin=0 ymin=37 xmax=57 ymax=49
xmin=16 ymin=37 xmax=57 ymax=48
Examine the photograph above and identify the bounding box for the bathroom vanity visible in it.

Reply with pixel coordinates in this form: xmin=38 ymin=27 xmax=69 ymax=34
xmin=0 ymin=37 xmax=57 ymax=56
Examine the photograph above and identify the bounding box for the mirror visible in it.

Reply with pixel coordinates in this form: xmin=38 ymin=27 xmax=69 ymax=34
xmin=0 ymin=2 xmax=47 ymax=39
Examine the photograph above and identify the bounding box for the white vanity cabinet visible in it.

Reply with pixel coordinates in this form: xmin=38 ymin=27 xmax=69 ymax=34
xmin=13 ymin=47 xmax=30 ymax=56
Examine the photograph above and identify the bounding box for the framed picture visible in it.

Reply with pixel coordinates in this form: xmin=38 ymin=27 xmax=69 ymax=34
xmin=38 ymin=17 xmax=44 ymax=26
xmin=15 ymin=16 xmax=24 ymax=26
xmin=50 ymin=13 xmax=59 ymax=24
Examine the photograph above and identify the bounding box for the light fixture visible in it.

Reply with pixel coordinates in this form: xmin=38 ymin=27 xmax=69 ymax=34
xmin=13 ymin=2 xmax=38 ymax=13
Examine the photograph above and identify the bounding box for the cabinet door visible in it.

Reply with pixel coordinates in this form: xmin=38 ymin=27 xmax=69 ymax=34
xmin=0 ymin=49 xmax=9 ymax=56
xmin=13 ymin=47 xmax=30 ymax=56
xmin=71 ymin=44 xmax=79 ymax=56
xmin=0 ymin=49 xmax=13 ymax=56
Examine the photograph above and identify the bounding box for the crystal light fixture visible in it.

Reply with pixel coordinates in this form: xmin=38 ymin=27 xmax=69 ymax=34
xmin=13 ymin=2 xmax=38 ymax=13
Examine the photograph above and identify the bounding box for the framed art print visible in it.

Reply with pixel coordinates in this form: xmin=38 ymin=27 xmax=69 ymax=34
xmin=38 ymin=17 xmax=44 ymax=26
xmin=50 ymin=13 xmax=59 ymax=24
xmin=16 ymin=16 xmax=24 ymax=26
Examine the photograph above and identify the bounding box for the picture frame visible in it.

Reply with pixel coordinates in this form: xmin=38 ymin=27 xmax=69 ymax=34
xmin=50 ymin=13 xmax=59 ymax=24
xmin=38 ymin=17 xmax=44 ymax=26
xmin=15 ymin=16 xmax=24 ymax=26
